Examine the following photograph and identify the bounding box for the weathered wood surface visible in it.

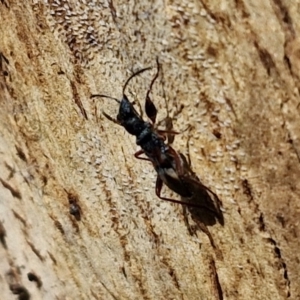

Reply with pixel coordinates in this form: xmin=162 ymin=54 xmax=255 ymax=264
xmin=0 ymin=1 xmax=299 ymax=299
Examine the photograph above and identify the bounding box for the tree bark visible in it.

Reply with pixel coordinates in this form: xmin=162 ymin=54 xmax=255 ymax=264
xmin=0 ymin=1 xmax=299 ymax=299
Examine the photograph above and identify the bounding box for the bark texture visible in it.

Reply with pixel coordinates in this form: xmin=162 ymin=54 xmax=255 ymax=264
xmin=0 ymin=1 xmax=300 ymax=299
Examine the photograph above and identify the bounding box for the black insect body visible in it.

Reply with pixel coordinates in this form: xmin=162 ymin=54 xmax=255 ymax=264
xmin=91 ymin=60 xmax=223 ymax=220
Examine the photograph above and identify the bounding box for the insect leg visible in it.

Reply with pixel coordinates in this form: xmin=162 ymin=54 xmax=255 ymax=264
xmin=134 ymin=149 xmax=151 ymax=161
xmin=155 ymin=176 xmax=218 ymax=210
xmin=168 ymin=147 xmax=185 ymax=175
xmin=157 ymin=129 xmax=179 ymax=136
xmin=193 ymin=219 xmax=218 ymax=250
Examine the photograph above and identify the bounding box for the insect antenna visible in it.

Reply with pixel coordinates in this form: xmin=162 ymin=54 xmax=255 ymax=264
xmin=122 ymin=66 xmax=152 ymax=95
xmin=145 ymin=58 xmax=160 ymax=101
xmin=90 ymin=94 xmax=121 ymax=104
xmin=159 ymin=58 xmax=175 ymax=144
xmin=90 ymin=94 xmax=121 ymax=124
xmin=91 ymin=66 xmax=152 ymax=104
xmin=145 ymin=58 xmax=160 ymax=124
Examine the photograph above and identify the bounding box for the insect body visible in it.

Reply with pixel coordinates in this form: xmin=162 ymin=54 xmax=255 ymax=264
xmin=91 ymin=59 xmax=223 ymax=221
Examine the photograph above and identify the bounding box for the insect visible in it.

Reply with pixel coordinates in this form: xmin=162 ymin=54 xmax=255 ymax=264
xmin=91 ymin=59 xmax=223 ymax=220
